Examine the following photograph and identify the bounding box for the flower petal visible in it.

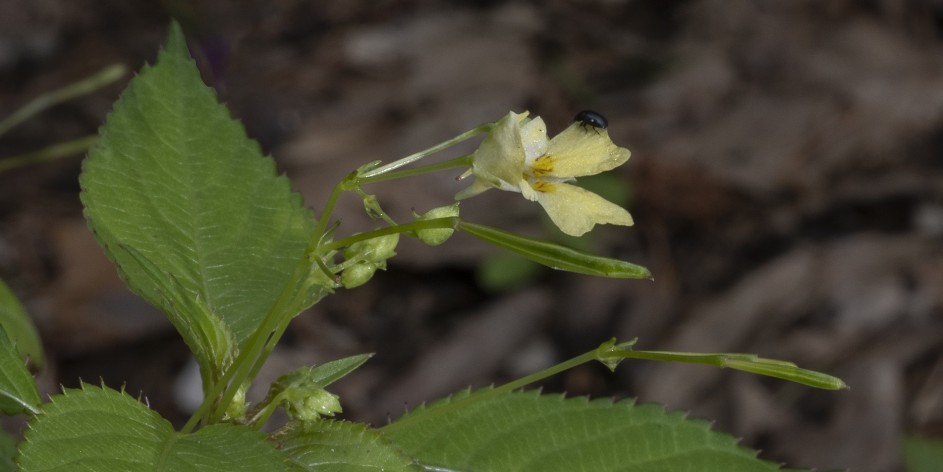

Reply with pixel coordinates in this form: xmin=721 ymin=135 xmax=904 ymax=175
xmin=519 ymin=179 xmax=538 ymax=201
xmin=469 ymin=111 xmax=528 ymax=189
xmin=543 ymin=122 xmax=630 ymax=178
xmin=534 ymin=182 xmax=634 ymax=236
xmin=520 ymin=116 xmax=549 ymax=163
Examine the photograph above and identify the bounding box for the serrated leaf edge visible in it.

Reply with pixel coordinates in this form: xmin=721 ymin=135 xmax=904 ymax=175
xmin=384 ymin=388 xmax=792 ymax=470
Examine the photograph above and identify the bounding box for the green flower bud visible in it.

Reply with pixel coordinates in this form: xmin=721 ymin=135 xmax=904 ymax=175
xmin=413 ymin=203 xmax=460 ymax=246
xmin=286 ymin=388 xmax=342 ymax=421
xmin=341 ymin=261 xmax=379 ymax=289
xmin=344 ymin=233 xmax=399 ymax=263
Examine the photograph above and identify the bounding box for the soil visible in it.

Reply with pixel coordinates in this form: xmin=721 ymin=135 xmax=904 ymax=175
xmin=3 ymin=1 xmax=943 ymax=470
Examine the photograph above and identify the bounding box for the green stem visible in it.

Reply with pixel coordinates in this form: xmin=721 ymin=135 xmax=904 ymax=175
xmin=182 ymin=370 xmax=225 ymax=432
xmin=205 ymin=267 xmax=314 ymax=425
xmin=614 ymin=350 xmax=738 ymax=366
xmin=490 ymin=351 xmax=597 ymax=396
xmin=241 ymin=283 xmax=318 ymax=409
xmin=381 ymin=349 xmax=599 ymax=435
xmin=0 ymin=135 xmax=97 ymax=173
xmin=0 ymin=64 xmax=126 ymax=138
xmin=311 ymin=254 xmax=337 ymax=283
xmin=360 ymin=124 xmax=491 ymax=179
xmin=356 ymin=155 xmax=473 ymax=186
xmin=312 ymin=181 xmax=346 ymax=245
xmin=247 ymin=392 xmax=285 ymax=428
xmin=354 ymin=188 xmax=397 ymax=226
xmin=323 ymin=217 xmax=459 ymax=252
xmin=316 ymin=126 xmax=482 ymax=238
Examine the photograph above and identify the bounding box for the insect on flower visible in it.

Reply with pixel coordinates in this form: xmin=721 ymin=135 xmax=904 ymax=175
xmin=574 ymin=110 xmax=608 ymax=132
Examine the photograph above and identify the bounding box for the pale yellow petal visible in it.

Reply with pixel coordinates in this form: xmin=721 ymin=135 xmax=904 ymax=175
xmin=534 ymin=182 xmax=633 ymax=236
xmin=542 ymin=122 xmax=630 ymax=178
xmin=472 ymin=111 xmax=527 ymax=187
xmin=519 ymin=179 xmax=539 ymax=202
xmin=520 ymin=116 xmax=549 ymax=162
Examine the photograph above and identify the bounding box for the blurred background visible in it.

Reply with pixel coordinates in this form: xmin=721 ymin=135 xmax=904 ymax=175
xmin=2 ymin=1 xmax=943 ymax=470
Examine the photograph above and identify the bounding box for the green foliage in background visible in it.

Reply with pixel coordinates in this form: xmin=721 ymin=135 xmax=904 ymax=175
xmin=0 ymin=280 xmax=43 ymax=370
xmin=903 ymin=436 xmax=943 ymax=472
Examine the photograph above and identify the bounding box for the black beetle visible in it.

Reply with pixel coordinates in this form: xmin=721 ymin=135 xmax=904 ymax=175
xmin=574 ymin=110 xmax=608 ymax=131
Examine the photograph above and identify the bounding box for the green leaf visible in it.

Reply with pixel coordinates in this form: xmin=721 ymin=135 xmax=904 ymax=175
xmin=903 ymin=436 xmax=943 ymax=472
xmin=118 ymin=244 xmax=236 ymax=382
xmin=0 ymin=428 xmax=17 ymax=472
xmin=0 ymin=325 xmax=40 ymax=416
xmin=79 ymin=22 xmax=314 ymax=372
xmin=304 ymin=353 xmax=373 ymax=387
xmin=383 ymin=389 xmax=780 ymax=472
xmin=458 ymin=221 xmax=651 ymax=279
xmin=276 ymin=420 xmax=417 ymax=472
xmin=0 ymin=278 xmax=43 ymax=369
xmin=18 ymin=384 xmax=289 ymax=472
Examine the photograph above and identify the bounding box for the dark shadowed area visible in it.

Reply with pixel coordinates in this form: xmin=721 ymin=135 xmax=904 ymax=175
xmin=2 ymin=1 xmax=943 ymax=470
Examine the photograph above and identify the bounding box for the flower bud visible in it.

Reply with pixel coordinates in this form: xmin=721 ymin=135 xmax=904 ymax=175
xmin=344 ymin=233 xmax=399 ymax=263
xmin=287 ymin=388 xmax=342 ymax=421
xmin=341 ymin=262 xmax=379 ymax=289
xmin=413 ymin=203 xmax=460 ymax=246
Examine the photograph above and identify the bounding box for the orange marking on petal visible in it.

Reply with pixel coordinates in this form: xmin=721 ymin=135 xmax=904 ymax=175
xmin=533 ymin=180 xmax=555 ymax=193
xmin=530 ymin=155 xmax=554 ymax=177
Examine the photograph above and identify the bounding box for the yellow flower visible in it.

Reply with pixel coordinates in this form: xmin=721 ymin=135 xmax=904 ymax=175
xmin=457 ymin=111 xmax=634 ymax=236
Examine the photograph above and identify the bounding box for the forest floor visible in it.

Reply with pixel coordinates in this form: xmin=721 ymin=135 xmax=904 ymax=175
xmin=3 ymin=1 xmax=943 ymax=470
